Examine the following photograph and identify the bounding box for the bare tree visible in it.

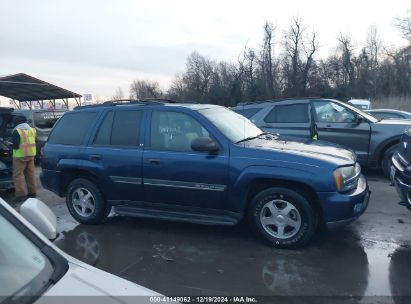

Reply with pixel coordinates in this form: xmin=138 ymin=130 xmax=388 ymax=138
xmin=384 ymin=46 xmax=411 ymax=96
xmin=167 ymin=74 xmax=186 ymax=100
xmin=395 ymin=9 xmax=411 ymax=42
xmin=129 ymin=80 xmax=162 ymax=99
xmin=366 ymin=26 xmax=381 ymax=68
xmin=283 ymin=17 xmax=304 ymax=95
xmin=282 ymin=17 xmax=318 ymax=96
xmin=112 ymin=87 xmax=124 ymax=101
xmin=184 ymin=51 xmax=215 ymax=102
xmin=300 ymin=31 xmax=318 ymax=95
xmin=365 ymin=26 xmax=381 ymax=97
xmin=162 ymin=18 xmax=410 ymax=105
xmin=261 ymin=22 xmax=277 ymax=97
xmin=338 ymin=34 xmax=355 ymax=88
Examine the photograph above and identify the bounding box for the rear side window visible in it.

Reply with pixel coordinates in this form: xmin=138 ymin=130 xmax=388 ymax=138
xmin=94 ymin=110 xmax=142 ymax=147
xmin=48 ymin=112 xmax=97 ymax=145
xmin=94 ymin=111 xmax=114 ymax=145
xmin=234 ymin=108 xmax=262 ymax=118
xmin=264 ymin=104 xmax=309 ymax=123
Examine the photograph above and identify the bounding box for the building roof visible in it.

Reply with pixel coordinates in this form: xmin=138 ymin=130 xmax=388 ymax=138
xmin=0 ymin=73 xmax=81 ymax=101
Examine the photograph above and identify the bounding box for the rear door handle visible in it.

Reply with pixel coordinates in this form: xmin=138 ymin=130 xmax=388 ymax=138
xmin=148 ymin=158 xmax=161 ymax=165
xmin=90 ymin=154 xmax=102 ymax=161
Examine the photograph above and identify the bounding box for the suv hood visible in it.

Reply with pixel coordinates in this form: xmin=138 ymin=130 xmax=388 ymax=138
xmin=242 ymin=136 xmax=356 ymax=165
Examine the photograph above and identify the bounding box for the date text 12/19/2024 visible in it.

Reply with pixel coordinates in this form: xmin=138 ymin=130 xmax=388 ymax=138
xmin=149 ymin=296 xmax=258 ymax=303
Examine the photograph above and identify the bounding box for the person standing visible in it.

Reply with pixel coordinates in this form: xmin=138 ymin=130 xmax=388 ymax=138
xmin=12 ymin=115 xmax=37 ymax=203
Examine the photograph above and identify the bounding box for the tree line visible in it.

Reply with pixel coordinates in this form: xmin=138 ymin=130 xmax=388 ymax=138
xmin=116 ymin=11 xmax=411 ymax=107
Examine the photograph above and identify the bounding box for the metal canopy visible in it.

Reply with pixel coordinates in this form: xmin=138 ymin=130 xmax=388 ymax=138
xmin=0 ymin=73 xmax=82 ymax=108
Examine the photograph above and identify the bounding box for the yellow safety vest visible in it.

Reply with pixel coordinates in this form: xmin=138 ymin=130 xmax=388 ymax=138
xmin=13 ymin=128 xmax=37 ymax=158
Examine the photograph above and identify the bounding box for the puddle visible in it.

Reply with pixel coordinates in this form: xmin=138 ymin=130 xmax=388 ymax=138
xmin=362 ymin=240 xmax=399 ymax=296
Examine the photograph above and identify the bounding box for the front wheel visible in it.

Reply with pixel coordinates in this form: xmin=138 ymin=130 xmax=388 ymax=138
xmin=66 ymin=178 xmax=108 ymax=224
xmin=248 ymin=187 xmax=317 ymax=249
xmin=381 ymin=144 xmax=399 ymax=178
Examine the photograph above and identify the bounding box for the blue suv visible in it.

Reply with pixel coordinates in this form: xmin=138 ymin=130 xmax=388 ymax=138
xmin=41 ymin=100 xmax=370 ymax=248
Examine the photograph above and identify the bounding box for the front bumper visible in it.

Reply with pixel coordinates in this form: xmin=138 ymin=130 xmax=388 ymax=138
xmin=316 ymin=174 xmax=370 ymax=230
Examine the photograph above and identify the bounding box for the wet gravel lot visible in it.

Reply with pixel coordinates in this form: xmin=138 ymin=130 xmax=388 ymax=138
xmin=2 ymin=169 xmax=411 ymax=303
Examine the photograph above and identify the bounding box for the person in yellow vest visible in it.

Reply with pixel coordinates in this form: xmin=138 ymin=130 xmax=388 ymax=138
xmin=12 ymin=115 xmax=37 ymax=203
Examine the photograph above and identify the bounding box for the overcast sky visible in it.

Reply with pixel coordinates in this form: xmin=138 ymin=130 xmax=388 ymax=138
xmin=1 ymin=0 xmax=410 ymax=98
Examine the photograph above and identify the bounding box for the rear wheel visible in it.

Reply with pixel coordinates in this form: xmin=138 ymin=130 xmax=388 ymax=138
xmin=248 ymin=187 xmax=317 ymax=249
xmin=66 ymin=178 xmax=109 ymax=224
xmin=381 ymin=144 xmax=399 ymax=178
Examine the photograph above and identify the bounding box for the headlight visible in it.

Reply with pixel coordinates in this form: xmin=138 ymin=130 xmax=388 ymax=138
xmin=405 ymin=127 xmax=411 ymax=135
xmin=333 ymin=163 xmax=361 ymax=192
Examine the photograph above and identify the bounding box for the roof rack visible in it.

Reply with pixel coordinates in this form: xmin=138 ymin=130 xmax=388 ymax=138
xmin=236 ymin=97 xmax=323 ymax=106
xmin=138 ymin=98 xmax=177 ymax=103
xmin=74 ymin=98 xmax=178 ymax=110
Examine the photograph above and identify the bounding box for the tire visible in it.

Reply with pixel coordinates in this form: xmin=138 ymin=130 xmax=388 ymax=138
xmin=381 ymin=144 xmax=399 ymax=178
xmin=248 ymin=187 xmax=317 ymax=249
xmin=66 ymin=178 xmax=108 ymax=224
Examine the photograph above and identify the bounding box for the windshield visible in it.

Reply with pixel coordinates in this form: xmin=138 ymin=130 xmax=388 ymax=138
xmin=199 ymin=107 xmax=263 ymax=143
xmin=0 ymin=213 xmax=54 ymax=301
xmin=334 ymin=100 xmax=378 ymax=123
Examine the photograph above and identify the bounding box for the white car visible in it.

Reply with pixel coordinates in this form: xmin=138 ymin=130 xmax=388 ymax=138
xmin=0 ymin=198 xmax=158 ymax=303
xmin=347 ymin=99 xmax=371 ymax=110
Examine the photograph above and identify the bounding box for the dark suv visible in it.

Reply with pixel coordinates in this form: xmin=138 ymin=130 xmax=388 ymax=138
xmin=233 ymin=98 xmax=411 ymax=176
xmin=391 ymin=127 xmax=411 ymax=210
xmin=41 ymin=100 xmax=370 ymax=248
xmin=0 ymin=108 xmax=17 ymax=190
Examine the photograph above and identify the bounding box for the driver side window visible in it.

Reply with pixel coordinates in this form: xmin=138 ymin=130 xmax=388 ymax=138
xmin=312 ymin=101 xmax=355 ymax=123
xmin=150 ymin=111 xmax=209 ymax=152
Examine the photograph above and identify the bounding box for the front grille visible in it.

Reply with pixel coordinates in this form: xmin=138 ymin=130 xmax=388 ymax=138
xmin=393 ymin=153 xmax=406 ymax=172
xmin=397 ymin=153 xmax=408 ymax=167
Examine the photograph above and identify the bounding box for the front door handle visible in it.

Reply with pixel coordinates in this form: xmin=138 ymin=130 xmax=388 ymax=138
xmin=148 ymin=158 xmax=161 ymax=165
xmin=90 ymin=154 xmax=102 ymax=161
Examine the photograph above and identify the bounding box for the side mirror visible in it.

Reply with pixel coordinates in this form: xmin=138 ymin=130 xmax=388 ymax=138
xmin=20 ymin=198 xmax=57 ymax=240
xmin=191 ymin=137 xmax=219 ymax=153
xmin=355 ymin=115 xmax=364 ymax=124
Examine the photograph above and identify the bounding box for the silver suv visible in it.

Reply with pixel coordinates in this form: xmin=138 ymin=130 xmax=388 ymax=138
xmin=233 ymin=98 xmax=411 ymax=177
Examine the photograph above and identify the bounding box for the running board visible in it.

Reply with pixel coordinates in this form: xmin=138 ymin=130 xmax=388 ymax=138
xmin=113 ymin=206 xmax=238 ymax=226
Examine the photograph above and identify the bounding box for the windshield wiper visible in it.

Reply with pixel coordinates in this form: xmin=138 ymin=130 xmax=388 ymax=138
xmin=236 ymin=132 xmax=272 ymax=144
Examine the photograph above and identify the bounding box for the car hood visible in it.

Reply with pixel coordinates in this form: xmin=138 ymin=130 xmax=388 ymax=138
xmin=0 ymin=199 xmax=158 ymax=302
xmin=242 ymin=136 xmax=356 ymax=165
xmin=40 ymin=259 xmax=157 ymax=300
xmin=375 ymin=119 xmax=411 ymax=126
